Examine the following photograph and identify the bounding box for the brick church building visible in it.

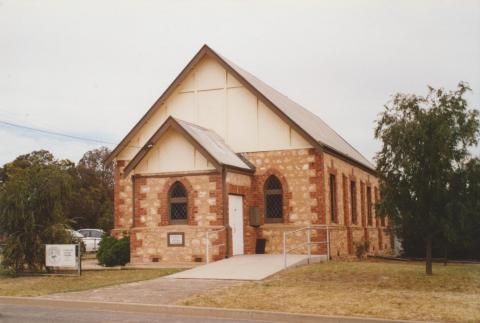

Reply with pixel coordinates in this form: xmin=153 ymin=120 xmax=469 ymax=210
xmin=107 ymin=45 xmax=393 ymax=264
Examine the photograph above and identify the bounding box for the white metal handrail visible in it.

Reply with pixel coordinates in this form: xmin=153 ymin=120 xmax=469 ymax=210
xmin=283 ymin=225 xmax=330 ymax=268
xmin=205 ymin=227 xmax=226 ymax=264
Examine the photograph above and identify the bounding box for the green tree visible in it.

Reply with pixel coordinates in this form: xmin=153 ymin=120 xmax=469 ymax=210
xmin=68 ymin=147 xmax=114 ymax=231
xmin=0 ymin=154 xmax=74 ymax=272
xmin=445 ymin=158 xmax=480 ymax=259
xmin=375 ymin=82 xmax=479 ymax=275
xmin=0 ymin=165 xmax=5 ymax=186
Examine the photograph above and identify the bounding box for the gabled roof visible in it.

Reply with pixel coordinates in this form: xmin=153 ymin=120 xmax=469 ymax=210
xmin=217 ymin=54 xmax=375 ymax=170
xmin=123 ymin=116 xmax=254 ymax=176
xmin=107 ymin=44 xmax=375 ymax=172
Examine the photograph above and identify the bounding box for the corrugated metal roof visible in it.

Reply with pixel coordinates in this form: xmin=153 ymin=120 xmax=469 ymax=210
xmin=216 ymin=52 xmax=375 ymax=170
xmin=174 ymin=118 xmax=253 ymax=171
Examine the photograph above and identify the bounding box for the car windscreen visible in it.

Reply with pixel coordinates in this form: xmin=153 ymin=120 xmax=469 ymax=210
xmin=91 ymin=231 xmax=103 ymax=238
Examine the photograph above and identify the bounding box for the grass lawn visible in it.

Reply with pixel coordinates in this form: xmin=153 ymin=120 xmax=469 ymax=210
xmin=180 ymin=260 xmax=480 ymax=322
xmin=0 ymin=268 xmax=181 ymax=297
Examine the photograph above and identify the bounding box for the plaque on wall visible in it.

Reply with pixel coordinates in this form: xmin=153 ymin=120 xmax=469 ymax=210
xmin=167 ymin=232 xmax=185 ymax=247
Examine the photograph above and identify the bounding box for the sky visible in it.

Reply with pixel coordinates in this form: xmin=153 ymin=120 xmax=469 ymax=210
xmin=1 ymin=0 xmax=479 ymax=166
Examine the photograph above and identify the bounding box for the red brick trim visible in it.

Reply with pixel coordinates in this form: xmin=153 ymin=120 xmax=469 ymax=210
xmin=133 ymin=176 xmax=147 ymax=227
xmin=347 ymin=227 xmax=354 ymax=255
xmin=130 ymin=232 xmax=143 ymax=259
xmin=113 ymin=161 xmax=125 ymax=229
xmin=209 ymin=175 xmax=223 ymax=225
xmin=364 ymin=227 xmax=370 ymax=251
xmin=134 ymin=170 xmax=218 ymax=179
xmin=326 ymin=167 xmax=338 ymax=224
xmin=360 ymin=181 xmax=366 ymax=227
xmin=212 ymin=229 xmax=227 ymax=261
xmin=310 ymin=150 xmax=326 ymax=224
xmin=378 ymin=227 xmax=383 ymax=250
xmin=348 ymin=177 xmax=359 ymax=226
xmin=342 ymin=174 xmax=349 ymax=226
xmin=114 ymin=160 xmax=135 ymax=230
xmin=158 ymin=177 xmax=197 ymax=226
xmin=256 ymin=169 xmax=292 ymax=224
xmin=366 ymin=184 xmax=373 ymax=227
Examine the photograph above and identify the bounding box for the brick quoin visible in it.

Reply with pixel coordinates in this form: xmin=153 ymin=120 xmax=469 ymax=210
xmin=209 ymin=175 xmax=224 ymax=225
xmin=130 ymin=231 xmax=143 ymax=259
xmin=212 ymin=229 xmax=228 ymax=261
xmin=133 ymin=176 xmax=147 ymax=227
xmin=309 ymin=149 xmax=326 ymax=225
xmin=113 ymin=160 xmax=127 ymax=229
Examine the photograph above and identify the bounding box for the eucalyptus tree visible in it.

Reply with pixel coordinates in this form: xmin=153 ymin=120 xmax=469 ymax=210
xmin=375 ymin=82 xmax=479 ymax=275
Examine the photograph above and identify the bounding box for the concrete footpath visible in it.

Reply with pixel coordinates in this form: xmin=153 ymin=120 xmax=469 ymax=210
xmin=41 ymin=277 xmax=237 ymax=305
xmin=0 ymin=297 xmax=419 ymax=323
xmin=168 ymin=254 xmax=322 ymax=280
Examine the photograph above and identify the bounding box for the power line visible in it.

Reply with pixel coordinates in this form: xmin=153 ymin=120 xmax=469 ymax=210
xmin=0 ymin=119 xmax=116 ymax=146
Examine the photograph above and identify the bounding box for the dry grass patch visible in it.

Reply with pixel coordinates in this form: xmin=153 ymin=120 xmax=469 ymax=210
xmin=0 ymin=268 xmax=181 ymax=297
xmin=180 ymin=260 xmax=480 ymax=322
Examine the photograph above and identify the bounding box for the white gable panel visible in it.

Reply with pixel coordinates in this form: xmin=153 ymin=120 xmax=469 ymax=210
xmin=291 ymin=126 xmax=312 ymax=148
xmin=258 ymin=101 xmax=290 ymax=150
xmin=198 ymin=89 xmax=226 ymax=138
xmin=227 ymin=87 xmax=258 ymax=152
xmin=179 ymin=74 xmax=195 ymax=92
xmin=195 ymin=57 xmax=226 ymax=91
xmin=135 ymin=129 xmax=214 ymax=174
xmin=117 ymin=55 xmax=313 ymax=161
xmin=227 ymin=72 xmax=242 ymax=88
xmin=168 ymin=92 xmax=195 ymax=123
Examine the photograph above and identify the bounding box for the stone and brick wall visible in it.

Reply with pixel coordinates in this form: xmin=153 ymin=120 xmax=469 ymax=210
xmin=112 ymin=147 xmax=392 ymax=265
xmin=129 ymin=226 xmax=225 ymax=263
xmin=127 ymin=172 xmax=227 ymax=264
xmin=323 ymin=153 xmax=393 ymax=257
xmin=242 ymin=148 xmax=320 ymax=254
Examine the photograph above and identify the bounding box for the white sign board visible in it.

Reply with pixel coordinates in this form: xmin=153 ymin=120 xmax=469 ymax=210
xmin=45 ymin=244 xmax=77 ymax=267
xmin=168 ymin=233 xmax=184 ymax=246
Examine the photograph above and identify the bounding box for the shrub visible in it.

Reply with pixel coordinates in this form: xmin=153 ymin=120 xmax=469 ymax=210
xmin=97 ymin=235 xmax=130 ymax=267
xmin=355 ymin=240 xmax=370 ymax=260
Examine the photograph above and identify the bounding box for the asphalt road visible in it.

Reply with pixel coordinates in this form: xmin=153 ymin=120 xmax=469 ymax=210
xmin=0 ymin=304 xmax=262 ymax=323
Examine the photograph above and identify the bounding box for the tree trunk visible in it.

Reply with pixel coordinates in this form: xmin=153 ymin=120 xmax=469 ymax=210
xmin=426 ymin=237 xmax=433 ymax=275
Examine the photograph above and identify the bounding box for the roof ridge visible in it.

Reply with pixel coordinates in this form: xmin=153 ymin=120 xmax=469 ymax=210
xmin=109 ymin=44 xmax=375 ymax=172
xmin=172 ymin=117 xmax=211 ymax=131
xmin=178 ymin=119 xmax=243 ymax=161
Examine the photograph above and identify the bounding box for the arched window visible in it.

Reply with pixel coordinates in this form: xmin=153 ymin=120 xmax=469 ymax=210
xmin=264 ymin=175 xmax=283 ymax=223
xmin=169 ymin=181 xmax=188 ymax=225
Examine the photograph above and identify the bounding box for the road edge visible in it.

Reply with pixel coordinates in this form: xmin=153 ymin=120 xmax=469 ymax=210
xmin=0 ymin=296 xmax=424 ymax=323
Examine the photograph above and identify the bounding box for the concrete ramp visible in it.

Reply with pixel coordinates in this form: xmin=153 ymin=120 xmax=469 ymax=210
xmin=167 ymin=254 xmax=324 ymax=281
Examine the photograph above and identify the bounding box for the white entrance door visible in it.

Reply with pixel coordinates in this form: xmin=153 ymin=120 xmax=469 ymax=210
xmin=228 ymin=194 xmax=244 ymax=256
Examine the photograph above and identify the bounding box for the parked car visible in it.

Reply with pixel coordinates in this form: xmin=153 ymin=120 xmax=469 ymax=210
xmin=66 ymin=229 xmax=86 ymax=254
xmin=77 ymin=229 xmax=104 ymax=252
